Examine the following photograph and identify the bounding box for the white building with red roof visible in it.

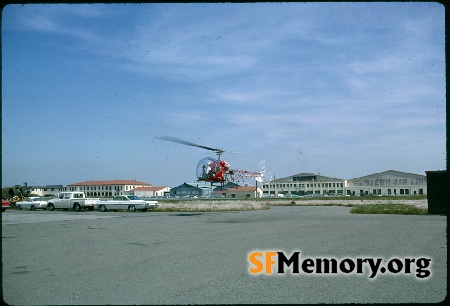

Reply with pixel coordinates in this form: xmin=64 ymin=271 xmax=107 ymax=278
xmin=67 ymin=180 xmax=152 ymax=197
xmin=125 ymin=186 xmax=171 ymax=198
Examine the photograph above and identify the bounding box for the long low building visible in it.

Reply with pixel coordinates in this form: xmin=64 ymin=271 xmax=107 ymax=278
xmin=124 ymin=186 xmax=171 ymax=198
xmin=211 ymin=185 xmax=263 ymax=199
xmin=67 ymin=180 xmax=153 ymax=197
xmin=29 ymin=185 xmax=65 ymax=197
xmin=346 ymin=170 xmax=427 ymax=196
xmin=170 ymin=183 xmax=213 ymax=198
xmin=262 ymin=173 xmax=346 ymax=196
xmin=261 ymin=170 xmax=427 ymax=197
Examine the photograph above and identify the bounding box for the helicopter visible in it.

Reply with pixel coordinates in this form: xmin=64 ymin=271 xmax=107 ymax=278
xmin=155 ymin=136 xmax=267 ymax=188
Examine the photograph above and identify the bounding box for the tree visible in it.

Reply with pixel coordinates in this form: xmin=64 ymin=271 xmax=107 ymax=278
xmin=17 ymin=182 xmax=32 ymax=197
xmin=8 ymin=188 xmax=14 ymax=198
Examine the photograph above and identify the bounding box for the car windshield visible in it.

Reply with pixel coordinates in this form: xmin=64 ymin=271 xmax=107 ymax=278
xmin=127 ymin=196 xmax=140 ymax=200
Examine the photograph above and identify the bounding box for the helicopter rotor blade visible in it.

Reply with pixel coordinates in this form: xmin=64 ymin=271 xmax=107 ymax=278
xmin=155 ymin=136 xmax=223 ymax=153
xmin=226 ymin=150 xmax=254 ymax=155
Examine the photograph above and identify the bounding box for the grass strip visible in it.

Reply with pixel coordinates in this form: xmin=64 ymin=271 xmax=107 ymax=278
xmin=349 ymin=204 xmax=427 ymax=215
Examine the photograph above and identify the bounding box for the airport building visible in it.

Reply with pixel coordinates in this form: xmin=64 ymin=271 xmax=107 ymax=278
xmin=29 ymin=185 xmax=65 ymax=197
xmin=262 ymin=173 xmax=346 ymax=196
xmin=67 ymin=180 xmax=152 ymax=197
xmin=170 ymin=183 xmax=213 ymax=198
xmin=261 ymin=170 xmax=427 ymax=197
xmin=124 ymin=186 xmax=171 ymax=198
xmin=346 ymin=170 xmax=427 ymax=196
xmin=211 ymin=185 xmax=263 ymax=198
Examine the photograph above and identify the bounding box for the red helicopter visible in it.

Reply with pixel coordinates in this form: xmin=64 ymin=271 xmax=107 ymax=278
xmin=156 ymin=136 xmax=263 ymax=188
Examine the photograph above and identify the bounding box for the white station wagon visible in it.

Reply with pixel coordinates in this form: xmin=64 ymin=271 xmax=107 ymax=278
xmin=16 ymin=197 xmax=48 ymax=210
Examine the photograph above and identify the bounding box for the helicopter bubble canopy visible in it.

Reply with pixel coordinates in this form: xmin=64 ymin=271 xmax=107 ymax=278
xmin=196 ymin=157 xmax=229 ymax=182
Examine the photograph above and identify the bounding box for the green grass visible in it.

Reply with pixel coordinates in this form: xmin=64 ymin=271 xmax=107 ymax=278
xmin=349 ymin=204 xmax=427 ymax=215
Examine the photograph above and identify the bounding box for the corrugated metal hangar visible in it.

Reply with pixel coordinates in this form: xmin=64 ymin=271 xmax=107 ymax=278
xmin=261 ymin=170 xmax=427 ymax=197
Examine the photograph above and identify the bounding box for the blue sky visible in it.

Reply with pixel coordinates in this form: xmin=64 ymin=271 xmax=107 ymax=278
xmin=1 ymin=3 xmax=446 ymax=188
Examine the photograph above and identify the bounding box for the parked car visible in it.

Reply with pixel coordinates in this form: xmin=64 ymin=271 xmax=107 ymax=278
xmin=96 ymin=195 xmax=158 ymax=212
xmin=2 ymin=199 xmax=10 ymax=212
xmin=16 ymin=197 xmax=48 ymax=210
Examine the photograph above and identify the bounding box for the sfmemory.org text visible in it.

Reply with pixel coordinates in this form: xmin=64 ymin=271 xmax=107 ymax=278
xmin=248 ymin=251 xmax=432 ymax=279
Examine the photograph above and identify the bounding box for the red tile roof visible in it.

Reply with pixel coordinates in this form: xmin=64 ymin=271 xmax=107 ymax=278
xmin=68 ymin=180 xmax=151 ymax=186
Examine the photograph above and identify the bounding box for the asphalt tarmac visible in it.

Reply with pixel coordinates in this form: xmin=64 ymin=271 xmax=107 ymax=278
xmin=1 ymin=206 xmax=447 ymax=305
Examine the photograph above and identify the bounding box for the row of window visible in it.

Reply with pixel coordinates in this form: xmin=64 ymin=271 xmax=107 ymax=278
xmin=32 ymin=188 xmax=64 ymax=192
xmin=84 ymin=192 xmax=116 ymax=197
xmin=264 ymin=188 xmax=424 ymax=196
xmin=264 ymin=178 xmax=427 ymax=189
xmin=172 ymin=190 xmax=201 ymax=195
xmin=264 ymin=190 xmax=344 ymax=195
xmin=171 ymin=190 xmax=213 ymax=195
xmin=354 ymin=188 xmax=423 ymax=196
xmin=263 ymin=182 xmax=344 ymax=189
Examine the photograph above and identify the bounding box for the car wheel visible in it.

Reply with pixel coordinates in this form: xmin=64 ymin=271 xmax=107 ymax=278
xmin=48 ymin=204 xmax=55 ymax=211
xmin=17 ymin=205 xmax=22 ymax=210
xmin=99 ymin=205 xmax=107 ymax=212
xmin=31 ymin=205 xmax=36 ymax=211
xmin=74 ymin=203 xmax=82 ymax=212
xmin=128 ymin=205 xmax=136 ymax=212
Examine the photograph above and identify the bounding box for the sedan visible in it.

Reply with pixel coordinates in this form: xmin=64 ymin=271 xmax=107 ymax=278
xmin=16 ymin=197 xmax=48 ymax=210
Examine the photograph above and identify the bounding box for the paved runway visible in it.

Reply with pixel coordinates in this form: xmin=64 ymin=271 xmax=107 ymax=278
xmin=1 ymin=206 xmax=447 ymax=305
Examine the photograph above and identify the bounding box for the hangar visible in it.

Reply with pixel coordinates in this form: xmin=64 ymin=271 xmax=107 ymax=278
xmin=261 ymin=170 xmax=427 ymax=197
xmin=262 ymin=173 xmax=345 ymax=197
xmin=170 ymin=183 xmax=212 ymax=198
xmin=346 ymin=170 xmax=427 ymax=196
